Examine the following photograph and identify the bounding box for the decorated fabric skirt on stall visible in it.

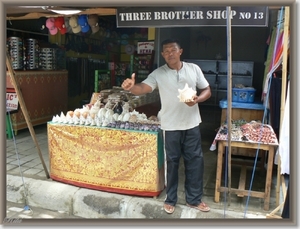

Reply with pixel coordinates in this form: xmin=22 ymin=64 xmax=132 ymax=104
xmin=47 ymin=122 xmax=165 ymax=197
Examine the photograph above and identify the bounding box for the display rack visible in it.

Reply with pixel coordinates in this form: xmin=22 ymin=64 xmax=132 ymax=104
xmin=94 ymin=69 xmax=111 ymax=91
xmin=130 ymin=51 xmax=155 ymax=83
xmin=114 ymin=62 xmax=131 ymax=86
xmin=184 ymin=59 xmax=254 ymax=106
xmin=109 ymin=39 xmax=151 ymax=87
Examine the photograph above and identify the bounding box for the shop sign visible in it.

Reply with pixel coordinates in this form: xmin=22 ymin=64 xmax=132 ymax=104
xmin=137 ymin=41 xmax=154 ymax=54
xmin=116 ymin=6 xmax=268 ymax=27
xmin=6 ymin=91 xmax=19 ymax=111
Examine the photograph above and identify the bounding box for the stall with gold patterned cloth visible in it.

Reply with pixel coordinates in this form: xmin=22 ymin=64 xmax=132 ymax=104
xmin=47 ymin=122 xmax=165 ymax=197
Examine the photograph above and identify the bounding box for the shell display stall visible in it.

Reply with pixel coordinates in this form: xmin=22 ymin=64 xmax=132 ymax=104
xmin=51 ymin=86 xmax=161 ymax=130
xmin=211 ymin=120 xmax=278 ymax=146
xmin=210 ymin=119 xmax=278 ymax=211
xmin=48 ymin=86 xmax=164 ymax=197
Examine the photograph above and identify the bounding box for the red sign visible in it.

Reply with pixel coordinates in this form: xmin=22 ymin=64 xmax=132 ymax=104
xmin=6 ymin=89 xmax=18 ymax=111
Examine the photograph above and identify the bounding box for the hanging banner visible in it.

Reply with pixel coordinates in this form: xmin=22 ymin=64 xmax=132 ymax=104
xmin=116 ymin=6 xmax=268 ymax=27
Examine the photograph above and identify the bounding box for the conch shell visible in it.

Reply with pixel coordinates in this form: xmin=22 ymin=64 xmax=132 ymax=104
xmin=177 ymin=83 xmax=196 ymax=102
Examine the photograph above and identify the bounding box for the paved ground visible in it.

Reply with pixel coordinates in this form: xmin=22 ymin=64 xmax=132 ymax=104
xmin=5 ymin=105 xmax=285 ymax=222
xmin=6 ymin=201 xmax=82 ymax=219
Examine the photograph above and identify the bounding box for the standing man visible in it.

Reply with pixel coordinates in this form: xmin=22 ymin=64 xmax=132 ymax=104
xmin=121 ymin=38 xmax=211 ymax=214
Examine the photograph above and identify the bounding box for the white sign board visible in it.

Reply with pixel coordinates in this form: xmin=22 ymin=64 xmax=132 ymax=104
xmin=6 ymin=92 xmax=19 ymax=111
xmin=137 ymin=41 xmax=154 ymax=54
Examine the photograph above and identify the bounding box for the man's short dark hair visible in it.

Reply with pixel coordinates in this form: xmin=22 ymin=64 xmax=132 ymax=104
xmin=161 ymin=38 xmax=181 ymax=49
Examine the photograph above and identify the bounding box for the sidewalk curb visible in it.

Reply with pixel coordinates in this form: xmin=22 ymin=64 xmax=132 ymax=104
xmin=7 ymin=174 xmax=197 ymax=218
xmin=6 ymin=174 xmax=266 ymax=219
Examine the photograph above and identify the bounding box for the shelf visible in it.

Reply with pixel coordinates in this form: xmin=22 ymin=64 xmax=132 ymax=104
xmin=184 ymin=59 xmax=254 ymax=106
xmin=130 ymin=51 xmax=155 ymax=83
xmin=211 ymin=89 xmax=227 ymax=92
xmin=95 ymin=70 xmax=111 ymax=91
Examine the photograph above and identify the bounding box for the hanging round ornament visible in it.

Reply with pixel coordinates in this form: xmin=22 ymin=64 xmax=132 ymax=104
xmin=125 ymin=44 xmax=135 ymax=55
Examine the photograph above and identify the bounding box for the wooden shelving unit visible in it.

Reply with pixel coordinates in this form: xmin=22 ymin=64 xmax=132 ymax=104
xmin=184 ymin=59 xmax=254 ymax=106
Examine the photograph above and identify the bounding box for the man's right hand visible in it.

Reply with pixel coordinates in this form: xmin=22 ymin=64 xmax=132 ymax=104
xmin=121 ymin=73 xmax=135 ymax=91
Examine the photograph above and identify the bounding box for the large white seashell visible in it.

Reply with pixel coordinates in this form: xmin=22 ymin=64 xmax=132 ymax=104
xmin=90 ymin=100 xmax=101 ymax=114
xmin=130 ymin=109 xmax=139 ymax=116
xmin=66 ymin=113 xmax=71 ymax=119
xmin=137 ymin=113 xmax=147 ymax=121
xmin=59 ymin=112 xmax=66 ymax=123
xmin=90 ymin=106 xmax=100 ymax=115
xmin=102 ymin=119 xmax=109 ymax=127
xmin=105 ymin=109 xmax=114 ymax=120
xmin=96 ymin=119 xmax=101 ymax=127
xmin=66 ymin=112 xmax=73 ymax=124
xmin=82 ymin=105 xmax=90 ymax=111
xmin=117 ymin=113 xmax=124 ymax=121
xmin=148 ymin=115 xmax=158 ymax=122
xmin=80 ymin=119 xmax=85 ymax=125
xmin=128 ymin=114 xmax=138 ymax=122
xmin=90 ymin=113 xmax=96 ymax=120
xmin=97 ymin=108 xmax=107 ymax=119
xmin=52 ymin=116 xmax=58 ymax=122
xmin=90 ymin=119 xmax=96 ymax=126
xmin=72 ymin=116 xmax=80 ymax=125
xmin=86 ymin=114 xmax=93 ymax=123
xmin=112 ymin=113 xmax=119 ymax=121
xmin=85 ymin=119 xmax=91 ymax=126
xmin=68 ymin=118 xmax=74 ymax=124
xmin=73 ymin=119 xmax=80 ymax=125
xmin=108 ymin=115 xmax=114 ymax=123
xmin=122 ymin=112 xmax=131 ymax=122
xmin=80 ymin=114 xmax=86 ymax=121
xmin=122 ymin=102 xmax=131 ymax=114
xmin=94 ymin=100 xmax=101 ymax=108
xmin=177 ymin=83 xmax=196 ymax=102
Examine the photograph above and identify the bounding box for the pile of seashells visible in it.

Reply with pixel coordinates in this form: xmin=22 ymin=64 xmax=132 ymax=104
xmin=51 ymin=99 xmax=161 ymax=132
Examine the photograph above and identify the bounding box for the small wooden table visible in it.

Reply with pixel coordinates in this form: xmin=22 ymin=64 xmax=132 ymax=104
xmin=214 ymin=140 xmax=276 ymax=211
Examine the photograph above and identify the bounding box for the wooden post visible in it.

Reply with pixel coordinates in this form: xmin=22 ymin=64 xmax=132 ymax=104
xmin=6 ymin=51 xmax=50 ymax=179
xmin=94 ymin=70 xmax=99 ymax=92
xmin=226 ymin=6 xmax=233 ymax=205
xmin=275 ymin=6 xmax=289 ymax=205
